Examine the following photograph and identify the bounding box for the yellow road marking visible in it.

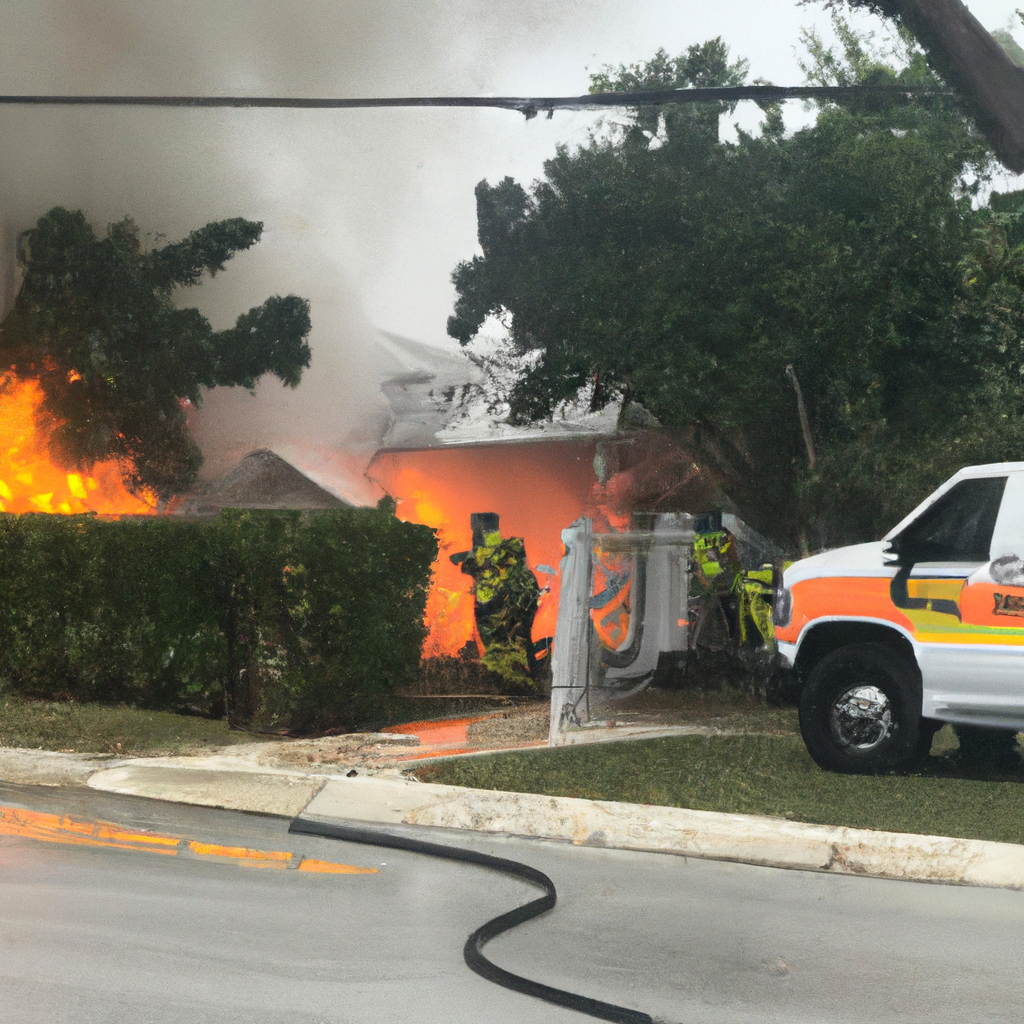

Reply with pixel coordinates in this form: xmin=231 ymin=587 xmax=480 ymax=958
xmin=185 ymin=840 xmax=292 ymax=864
xmin=297 ymin=858 xmax=373 ymax=874
xmin=0 ymin=806 xmax=376 ymax=874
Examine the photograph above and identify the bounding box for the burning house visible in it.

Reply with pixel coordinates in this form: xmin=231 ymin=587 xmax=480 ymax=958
xmin=364 ymin=331 xmax=749 ymax=681
xmin=0 ymin=306 xmax=763 ymax=701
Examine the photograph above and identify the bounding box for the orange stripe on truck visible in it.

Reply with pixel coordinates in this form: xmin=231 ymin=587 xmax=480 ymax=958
xmin=776 ymin=575 xmax=1024 ymax=647
xmin=774 ymin=576 xmax=913 ymax=644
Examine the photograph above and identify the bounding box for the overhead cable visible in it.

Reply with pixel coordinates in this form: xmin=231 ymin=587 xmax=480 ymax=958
xmin=0 ymin=84 xmax=950 ymax=119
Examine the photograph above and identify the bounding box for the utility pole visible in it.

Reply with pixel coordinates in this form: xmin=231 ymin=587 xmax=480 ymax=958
xmin=842 ymin=0 xmax=1024 ymax=172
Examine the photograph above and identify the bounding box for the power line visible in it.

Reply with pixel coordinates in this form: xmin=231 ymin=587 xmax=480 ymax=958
xmin=0 ymin=84 xmax=951 ymax=119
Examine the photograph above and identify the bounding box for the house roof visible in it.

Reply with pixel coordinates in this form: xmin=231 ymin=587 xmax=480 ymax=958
xmin=173 ymin=448 xmax=352 ymax=514
xmin=375 ymin=331 xmax=620 ymax=450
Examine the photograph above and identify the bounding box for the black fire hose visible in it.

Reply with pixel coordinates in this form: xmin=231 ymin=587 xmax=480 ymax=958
xmin=289 ymin=816 xmax=671 ymax=1024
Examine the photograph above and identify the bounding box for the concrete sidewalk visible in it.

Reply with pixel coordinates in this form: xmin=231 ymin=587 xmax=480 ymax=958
xmin=1 ymin=738 xmax=1022 ymax=892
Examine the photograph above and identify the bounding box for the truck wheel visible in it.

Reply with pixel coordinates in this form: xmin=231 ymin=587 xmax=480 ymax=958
xmin=799 ymin=643 xmax=922 ymax=774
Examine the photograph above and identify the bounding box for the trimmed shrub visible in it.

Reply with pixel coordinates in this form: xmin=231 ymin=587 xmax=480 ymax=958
xmin=0 ymin=506 xmax=436 ymax=732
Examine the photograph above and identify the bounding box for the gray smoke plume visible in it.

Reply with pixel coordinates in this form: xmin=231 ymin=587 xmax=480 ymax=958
xmin=1 ymin=1 xmax=959 ymax=501
xmin=0 ymin=1 xmax=615 ymax=499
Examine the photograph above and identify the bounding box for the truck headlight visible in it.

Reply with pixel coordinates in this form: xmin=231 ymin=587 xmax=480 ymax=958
xmin=773 ymin=586 xmax=792 ymax=628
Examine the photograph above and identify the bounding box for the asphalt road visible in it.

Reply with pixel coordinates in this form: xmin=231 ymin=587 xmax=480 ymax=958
xmin=1 ymin=783 xmax=1023 ymax=1024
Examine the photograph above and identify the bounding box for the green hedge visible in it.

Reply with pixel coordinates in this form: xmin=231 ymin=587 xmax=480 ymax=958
xmin=0 ymin=505 xmax=436 ymax=732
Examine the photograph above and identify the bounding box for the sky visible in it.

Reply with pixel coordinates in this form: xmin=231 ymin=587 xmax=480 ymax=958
xmin=0 ymin=1 xmax=1021 ymax=494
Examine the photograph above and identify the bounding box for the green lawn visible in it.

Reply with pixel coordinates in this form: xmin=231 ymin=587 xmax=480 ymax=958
xmin=602 ymin=687 xmax=799 ymax=733
xmin=0 ymin=693 xmax=537 ymax=756
xmin=0 ymin=697 xmax=265 ymax=755
xmin=418 ymin=730 xmax=1024 ymax=846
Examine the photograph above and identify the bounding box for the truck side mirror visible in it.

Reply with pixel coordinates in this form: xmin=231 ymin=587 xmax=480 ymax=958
xmin=883 ymin=535 xmax=913 ymax=566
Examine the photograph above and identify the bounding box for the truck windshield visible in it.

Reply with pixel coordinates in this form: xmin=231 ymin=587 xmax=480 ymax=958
xmin=887 ymin=476 xmax=1007 ymax=564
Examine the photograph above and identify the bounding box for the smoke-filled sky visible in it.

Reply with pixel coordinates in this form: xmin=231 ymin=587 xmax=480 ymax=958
xmin=0 ymin=1 xmax=1021 ymax=498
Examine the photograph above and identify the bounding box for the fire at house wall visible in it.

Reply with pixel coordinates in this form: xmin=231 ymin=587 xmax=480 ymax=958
xmin=368 ymin=440 xmax=600 ymax=657
xmin=0 ymin=318 xmax=736 ymax=673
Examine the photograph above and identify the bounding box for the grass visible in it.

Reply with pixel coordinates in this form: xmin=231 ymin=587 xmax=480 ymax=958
xmin=417 ymin=728 xmax=1024 ymax=846
xmin=601 ymin=687 xmax=799 ymax=734
xmin=0 ymin=696 xmax=267 ymax=755
xmin=0 ymin=691 xmax=542 ymax=755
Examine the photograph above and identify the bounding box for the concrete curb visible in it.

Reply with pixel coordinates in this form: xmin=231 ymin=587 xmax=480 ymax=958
xmin=299 ymin=774 xmax=1024 ymax=890
xmin=89 ymin=764 xmax=326 ymax=818
xmin=72 ymin=754 xmax=1024 ymax=891
xmin=0 ymin=748 xmax=121 ymax=787
xmin=3 ymin=746 xmax=1021 ymax=890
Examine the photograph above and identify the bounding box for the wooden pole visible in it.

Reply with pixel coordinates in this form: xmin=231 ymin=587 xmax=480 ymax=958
xmin=889 ymin=0 xmax=1024 ymax=173
xmin=785 ymin=364 xmax=817 ymax=471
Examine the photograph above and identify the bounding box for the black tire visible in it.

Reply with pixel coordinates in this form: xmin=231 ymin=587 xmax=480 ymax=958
xmin=799 ymin=643 xmax=922 ymax=774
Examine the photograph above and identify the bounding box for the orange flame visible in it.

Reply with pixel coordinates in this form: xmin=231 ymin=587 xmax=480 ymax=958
xmin=369 ymin=441 xmax=600 ymax=657
xmin=0 ymin=373 xmax=156 ymax=515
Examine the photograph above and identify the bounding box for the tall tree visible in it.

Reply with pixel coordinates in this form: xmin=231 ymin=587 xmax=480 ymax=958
xmin=818 ymin=0 xmax=1024 ymax=171
xmin=0 ymin=207 xmax=312 ymax=498
xmin=448 ymin=25 xmax=1021 ymax=546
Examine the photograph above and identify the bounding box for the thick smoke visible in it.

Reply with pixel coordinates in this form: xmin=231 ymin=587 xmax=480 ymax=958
xmin=1 ymin=1 xmax=952 ymax=502
xmin=0 ymin=0 xmax=619 ymax=502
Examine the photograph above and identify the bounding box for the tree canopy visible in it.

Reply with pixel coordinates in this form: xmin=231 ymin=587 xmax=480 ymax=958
xmin=818 ymin=1 xmax=1024 ymax=172
xmin=448 ymin=22 xmax=1024 ymax=547
xmin=0 ymin=207 xmax=311 ymax=499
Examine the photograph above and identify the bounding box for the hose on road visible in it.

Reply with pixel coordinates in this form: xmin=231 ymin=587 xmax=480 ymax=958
xmin=289 ymin=816 xmax=669 ymax=1024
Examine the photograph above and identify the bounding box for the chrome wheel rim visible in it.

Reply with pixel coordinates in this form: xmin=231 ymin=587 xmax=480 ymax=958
xmin=830 ymin=685 xmax=892 ymax=751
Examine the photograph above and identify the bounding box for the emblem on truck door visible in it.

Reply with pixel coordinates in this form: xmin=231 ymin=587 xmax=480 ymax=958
xmin=993 ymin=592 xmax=1024 ymax=616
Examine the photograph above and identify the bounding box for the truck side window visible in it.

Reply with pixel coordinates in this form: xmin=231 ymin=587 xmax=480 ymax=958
xmin=889 ymin=476 xmax=1007 ymax=564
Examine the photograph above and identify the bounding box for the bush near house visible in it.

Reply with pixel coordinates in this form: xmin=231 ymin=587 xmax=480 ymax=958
xmin=0 ymin=505 xmax=436 ymax=732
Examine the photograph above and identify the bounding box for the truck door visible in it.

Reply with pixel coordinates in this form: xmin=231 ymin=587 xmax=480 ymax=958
xmin=948 ymin=472 xmax=1024 ymax=727
xmin=885 ymin=473 xmax=1024 ymax=726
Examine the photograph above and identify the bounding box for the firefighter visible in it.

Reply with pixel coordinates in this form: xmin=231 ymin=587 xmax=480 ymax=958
xmin=451 ymin=513 xmax=541 ymax=685
xmin=690 ymin=511 xmax=774 ymax=650
xmin=690 ymin=511 xmax=742 ymax=647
